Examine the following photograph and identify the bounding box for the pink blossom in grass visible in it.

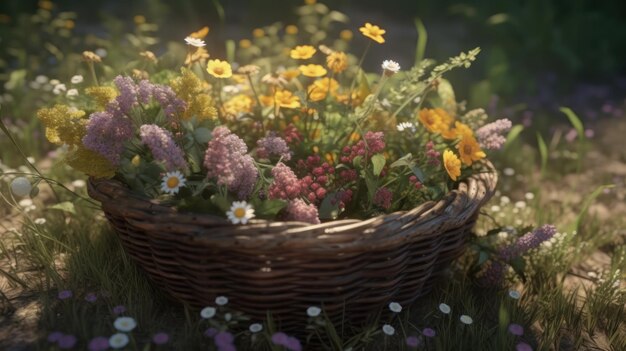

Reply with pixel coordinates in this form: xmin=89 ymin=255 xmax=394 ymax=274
xmin=475 ymin=118 xmax=512 ymax=150
xmin=58 ymin=290 xmax=72 ymax=300
xmin=48 ymin=331 xmax=64 ymax=342
xmin=139 ymin=124 xmax=188 ymax=171
xmin=285 ymin=199 xmax=320 ymax=224
xmin=272 ymin=332 xmax=301 ymax=351
xmin=84 ymin=292 xmax=97 ymax=303
xmin=422 ymin=328 xmax=436 ymax=337
xmin=204 ymin=126 xmax=258 ymax=199
xmin=88 ymin=336 xmax=109 ymax=351
xmin=516 ymin=342 xmax=533 ymax=351
xmin=257 ymin=134 xmax=291 ymax=160
xmin=152 ymin=332 xmax=170 ymax=345
xmin=204 ymin=327 xmax=219 ymax=338
xmin=214 ymin=331 xmax=236 ymax=351
xmin=508 ymin=323 xmax=524 ymax=336
xmin=112 ymin=305 xmax=126 ymax=315
xmin=58 ymin=334 xmax=77 ymax=349
xmin=268 ymin=163 xmax=301 ymax=200
xmin=373 ymin=187 xmax=392 ymax=210
xmin=406 ymin=336 xmax=420 ymax=348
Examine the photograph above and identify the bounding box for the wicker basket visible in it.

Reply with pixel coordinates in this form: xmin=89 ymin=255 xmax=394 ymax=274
xmin=87 ymin=161 xmax=497 ymax=327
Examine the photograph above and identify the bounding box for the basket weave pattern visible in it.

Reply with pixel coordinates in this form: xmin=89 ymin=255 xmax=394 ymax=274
xmin=88 ymin=162 xmax=497 ymax=326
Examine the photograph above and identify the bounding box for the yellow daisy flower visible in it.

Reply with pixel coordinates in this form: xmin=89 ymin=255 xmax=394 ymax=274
xmin=443 ymin=150 xmax=462 ymax=181
xmin=298 ymin=64 xmax=327 ymax=77
xmin=274 ymin=90 xmax=301 ymax=109
xmin=456 ymin=136 xmax=486 ymax=166
xmin=290 ymin=45 xmax=316 ymax=60
xmin=418 ymin=108 xmax=443 ymax=133
xmin=307 ymin=78 xmax=339 ymax=102
xmin=359 ymin=23 xmax=386 ymax=44
xmin=326 ymin=51 xmax=348 ymax=73
xmin=454 ymin=121 xmax=474 ymax=138
xmin=206 ymin=59 xmax=232 ymax=78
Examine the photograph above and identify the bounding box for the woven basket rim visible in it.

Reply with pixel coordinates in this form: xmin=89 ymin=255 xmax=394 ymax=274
xmin=88 ymin=160 xmax=497 ymax=252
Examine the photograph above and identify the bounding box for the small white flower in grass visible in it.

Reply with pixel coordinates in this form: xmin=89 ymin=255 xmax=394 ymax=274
xmin=382 ymin=324 xmax=395 ymax=336
xmin=227 ymin=201 xmax=255 ymax=225
xmin=525 ymin=192 xmax=535 ymax=200
xmin=36 ymin=75 xmax=49 ymax=84
xmin=185 ymin=36 xmax=206 ymax=47
xmin=95 ymin=48 xmax=108 ymax=58
xmin=108 ymin=333 xmax=129 ymax=349
xmin=381 ymin=60 xmax=401 ymax=76
xmin=215 ymin=296 xmax=229 ymax=306
xmin=460 ymin=315 xmax=473 ymax=325
xmin=438 ymin=303 xmax=451 ymax=314
xmin=50 ymin=79 xmax=60 ymax=86
xmin=388 ymin=302 xmax=402 ymax=313
xmin=224 ymin=313 xmax=232 ymax=321
xmin=249 ymin=323 xmax=263 ymax=333
xmin=200 ymin=306 xmax=216 ymax=319
xmin=113 ymin=317 xmax=137 ymax=332
xmin=515 ymin=201 xmax=526 ymax=209
xmin=34 ymin=218 xmax=46 ymax=225
xmin=508 ymin=290 xmax=521 ymax=300
xmin=396 ymin=122 xmax=416 ymax=133
xmin=72 ymin=179 xmax=86 ymax=188
xmin=161 ymin=171 xmax=186 ymax=195
xmin=306 ymin=306 xmax=321 ymax=317
xmin=53 ymin=84 xmax=67 ymax=95
xmin=503 ymin=168 xmax=515 ymax=176
xmin=490 ymin=205 xmax=501 ymax=212
xmin=10 ymin=177 xmax=32 ymax=197
xmin=66 ymin=88 xmax=79 ymax=97
xmin=500 ymin=196 xmax=510 ymax=205
xmin=70 ymin=75 xmax=84 ymax=84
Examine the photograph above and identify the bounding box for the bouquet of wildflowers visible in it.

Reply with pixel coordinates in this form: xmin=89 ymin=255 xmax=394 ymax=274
xmin=35 ymin=2 xmax=511 ymax=225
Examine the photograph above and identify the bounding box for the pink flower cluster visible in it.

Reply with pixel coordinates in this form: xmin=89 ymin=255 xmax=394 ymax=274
xmin=297 ymin=155 xmax=334 ymax=204
xmin=282 ymin=123 xmax=302 ymax=145
xmin=286 ymin=199 xmax=320 ymax=224
xmin=425 ymin=141 xmax=440 ymax=166
xmin=340 ymin=131 xmax=385 ymax=164
xmin=476 ymin=118 xmax=512 ymax=150
xmin=204 ymin=126 xmax=258 ymax=199
xmin=257 ymin=134 xmax=291 ymax=160
xmin=373 ymin=187 xmax=393 ymax=209
xmin=139 ymin=124 xmax=188 ymax=171
xmin=268 ymin=163 xmax=301 ymax=200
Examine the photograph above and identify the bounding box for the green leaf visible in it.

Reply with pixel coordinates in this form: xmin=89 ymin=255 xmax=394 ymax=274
xmin=193 ymin=127 xmax=212 ymax=144
xmin=560 ymin=107 xmax=584 ymax=139
xmin=48 ymin=201 xmax=76 ymax=214
xmin=504 ymin=124 xmax=524 ymax=150
xmin=319 ymin=193 xmax=341 ymax=220
xmin=411 ymin=166 xmax=426 ymax=183
xmin=254 ymin=199 xmax=287 ymax=218
xmin=210 ymin=194 xmax=230 ymax=213
xmin=536 ymin=133 xmax=548 ymax=176
xmin=509 ymin=256 xmax=526 ymax=281
xmin=571 ymin=184 xmax=614 ymax=232
xmin=390 ymin=153 xmax=413 ymax=168
xmin=371 ymin=154 xmax=386 ymax=177
xmin=352 ymin=155 xmax=363 ymax=168
xmin=414 ymin=18 xmax=428 ymax=66
xmin=478 ymin=251 xmax=489 ymax=266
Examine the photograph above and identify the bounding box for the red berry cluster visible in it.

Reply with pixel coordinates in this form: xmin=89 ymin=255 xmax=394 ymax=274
xmin=297 ymin=155 xmax=335 ymax=204
xmin=409 ymin=175 xmax=423 ymax=190
xmin=425 ymin=140 xmax=441 ymax=166
xmin=340 ymin=131 xmax=385 ymax=164
xmin=283 ymin=123 xmax=302 ymax=145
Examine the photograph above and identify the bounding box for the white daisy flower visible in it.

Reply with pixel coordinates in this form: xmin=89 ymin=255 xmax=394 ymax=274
xmin=109 ymin=333 xmax=129 ymax=349
xmin=185 ymin=36 xmax=206 ymax=47
xmin=381 ymin=60 xmax=401 ymax=75
xmin=66 ymin=88 xmax=79 ymax=97
xmin=460 ymin=315 xmax=473 ymax=325
xmin=113 ymin=316 xmax=137 ymax=332
xmin=53 ymin=83 xmax=67 ymax=95
xmin=70 ymin=75 xmax=84 ymax=84
xmin=226 ymin=201 xmax=255 ymax=225
xmin=215 ymin=296 xmax=229 ymax=306
xmin=49 ymin=79 xmax=60 ymax=86
xmin=10 ymin=177 xmax=32 ymax=197
xmin=306 ymin=306 xmax=321 ymax=317
xmin=508 ymin=290 xmax=521 ymax=300
xmin=160 ymin=171 xmax=186 ymax=195
xmin=382 ymin=324 xmax=395 ymax=336
xmin=388 ymin=302 xmax=402 ymax=313
xmin=438 ymin=303 xmax=451 ymax=314
xmin=249 ymin=323 xmax=263 ymax=333
xmin=200 ymin=306 xmax=216 ymax=319
xmin=396 ymin=122 xmax=416 ymax=132
xmin=34 ymin=218 xmax=47 ymax=225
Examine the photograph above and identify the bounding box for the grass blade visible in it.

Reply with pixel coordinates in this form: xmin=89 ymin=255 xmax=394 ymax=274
xmin=414 ymin=18 xmax=427 ymax=66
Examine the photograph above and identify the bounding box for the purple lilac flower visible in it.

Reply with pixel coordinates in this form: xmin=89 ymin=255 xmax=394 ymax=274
xmin=257 ymin=134 xmax=291 ymax=160
xmin=422 ymin=328 xmax=436 ymax=337
xmin=204 ymin=126 xmax=258 ymax=199
xmin=268 ymin=163 xmax=301 ymax=200
xmin=112 ymin=76 xmax=138 ymax=114
xmin=214 ymin=331 xmax=236 ymax=351
xmin=58 ymin=290 xmax=73 ymax=300
xmin=516 ymin=342 xmax=533 ymax=351
xmin=84 ymin=292 xmax=97 ymax=303
xmin=138 ymin=80 xmax=154 ymax=104
xmin=285 ymin=336 xmax=302 ymax=351
xmin=82 ymin=111 xmax=133 ymax=165
xmin=139 ymin=124 xmax=188 ymax=171
xmin=479 ymin=260 xmax=506 ymax=287
xmin=475 ymin=118 xmax=512 ymax=150
xmin=500 ymin=224 xmax=557 ymax=261
xmin=48 ymin=331 xmax=64 ymax=342
xmin=406 ymin=336 xmax=420 ymax=348
xmin=204 ymin=327 xmax=219 ymax=338
xmin=58 ymin=334 xmax=77 ymax=349
xmin=151 ymin=83 xmax=186 ymax=119
xmin=112 ymin=305 xmax=126 ymax=315
xmin=508 ymin=323 xmax=524 ymax=336
xmin=285 ymin=199 xmax=320 ymax=224
xmin=88 ymin=336 xmax=110 ymax=351
xmin=152 ymin=332 xmax=170 ymax=345
xmin=271 ymin=332 xmax=301 ymax=351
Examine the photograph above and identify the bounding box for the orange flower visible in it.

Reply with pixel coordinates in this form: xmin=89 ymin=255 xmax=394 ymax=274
xmin=456 ymin=136 xmax=486 ymax=166
xmin=298 ymin=64 xmax=327 ymax=77
xmin=285 ymin=25 xmax=298 ymax=35
xmin=274 ymin=90 xmax=301 ymax=109
xmin=443 ymin=150 xmax=462 ymax=181
xmin=326 ymin=51 xmax=348 ymax=73
xmin=189 ymin=26 xmax=210 ymax=39
xmin=290 ymin=45 xmax=316 ymax=59
xmin=359 ymin=23 xmax=386 ymax=44
xmin=453 ymin=121 xmax=474 ymax=138
xmin=418 ymin=108 xmax=443 ymax=133
xmin=206 ymin=59 xmax=232 ymax=78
